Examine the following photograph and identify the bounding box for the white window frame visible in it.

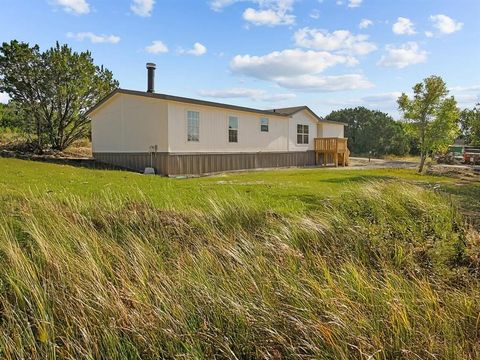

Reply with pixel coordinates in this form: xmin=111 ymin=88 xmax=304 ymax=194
xmin=260 ymin=117 xmax=269 ymax=132
xmin=187 ymin=110 xmax=200 ymax=142
xmin=297 ymin=124 xmax=309 ymax=145
xmin=228 ymin=115 xmax=239 ymax=143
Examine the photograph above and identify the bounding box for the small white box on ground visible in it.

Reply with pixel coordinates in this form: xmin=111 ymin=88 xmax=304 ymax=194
xmin=144 ymin=167 xmax=156 ymax=175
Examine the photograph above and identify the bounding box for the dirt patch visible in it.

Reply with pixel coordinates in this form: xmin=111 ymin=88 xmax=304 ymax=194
xmin=426 ymin=165 xmax=480 ymax=183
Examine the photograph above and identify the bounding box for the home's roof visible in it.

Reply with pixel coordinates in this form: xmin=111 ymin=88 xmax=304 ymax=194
xmin=87 ymin=89 xmax=289 ymax=118
xmin=268 ymin=106 xmax=308 ymax=116
xmin=267 ymin=106 xmax=347 ymax=126
xmin=87 ymin=89 xmax=346 ymax=126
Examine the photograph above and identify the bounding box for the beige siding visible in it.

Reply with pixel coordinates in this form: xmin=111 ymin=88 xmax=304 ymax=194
xmin=91 ymin=93 xmax=345 ymax=157
xmin=288 ymin=110 xmax=319 ymax=151
xmin=320 ymin=123 xmax=345 ymax=138
xmin=94 ymin=151 xmax=316 ymax=176
xmin=167 ymin=101 xmax=289 ymax=153
xmin=91 ymin=93 xmax=168 ymax=153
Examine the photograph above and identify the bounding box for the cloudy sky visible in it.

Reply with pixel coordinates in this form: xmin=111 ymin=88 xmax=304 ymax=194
xmin=0 ymin=0 xmax=479 ymax=117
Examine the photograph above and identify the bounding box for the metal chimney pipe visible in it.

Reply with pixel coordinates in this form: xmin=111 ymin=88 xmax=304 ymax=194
xmin=146 ymin=62 xmax=156 ymax=93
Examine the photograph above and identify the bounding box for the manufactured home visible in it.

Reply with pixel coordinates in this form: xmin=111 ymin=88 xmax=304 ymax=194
xmin=88 ymin=63 xmax=349 ymax=176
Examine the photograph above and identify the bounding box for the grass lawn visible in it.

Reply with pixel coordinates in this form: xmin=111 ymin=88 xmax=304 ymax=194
xmin=1 ymin=157 xmax=475 ymax=214
xmin=1 ymin=157 xmax=479 ymax=359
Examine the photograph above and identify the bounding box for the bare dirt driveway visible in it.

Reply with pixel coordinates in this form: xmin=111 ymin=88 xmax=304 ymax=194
xmin=350 ymin=157 xmax=480 ymax=176
xmin=349 ymin=157 xmax=418 ymax=169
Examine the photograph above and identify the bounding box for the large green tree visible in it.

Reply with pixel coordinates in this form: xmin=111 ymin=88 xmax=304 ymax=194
xmin=324 ymin=106 xmax=410 ymax=156
xmin=460 ymin=104 xmax=480 ymax=146
xmin=398 ymin=76 xmax=459 ymax=172
xmin=0 ymin=40 xmax=118 ymax=151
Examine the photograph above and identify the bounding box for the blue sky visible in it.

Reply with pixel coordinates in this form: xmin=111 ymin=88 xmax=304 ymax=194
xmin=0 ymin=0 xmax=479 ymax=117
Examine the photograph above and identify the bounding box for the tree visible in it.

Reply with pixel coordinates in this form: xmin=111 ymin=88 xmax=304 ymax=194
xmin=397 ymin=76 xmax=459 ymax=172
xmin=0 ymin=101 xmax=24 ymax=130
xmin=324 ymin=106 xmax=410 ymax=156
xmin=459 ymin=104 xmax=480 ymax=146
xmin=0 ymin=40 xmax=118 ymax=151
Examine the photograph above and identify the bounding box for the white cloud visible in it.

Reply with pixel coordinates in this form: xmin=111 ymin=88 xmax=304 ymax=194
xmin=450 ymin=85 xmax=480 ymax=93
xmin=274 ymin=74 xmax=373 ymax=91
xmin=348 ymin=0 xmax=362 ymax=8
xmin=449 ymin=85 xmax=480 ymax=107
xmin=320 ymin=92 xmax=402 ymax=105
xmin=455 ymin=94 xmax=480 ymax=105
xmin=425 ymin=31 xmax=434 ymax=38
xmin=199 ymin=88 xmax=296 ymax=102
xmin=392 ymin=17 xmax=416 ymax=35
xmin=263 ymin=93 xmax=297 ymax=101
xmin=316 ymin=91 xmax=405 ymax=115
xmin=294 ymin=28 xmax=377 ymax=55
xmin=66 ymin=32 xmax=120 ymax=44
xmin=145 ymin=41 xmax=169 ymax=54
xmin=51 ymin=0 xmax=90 ymax=14
xmin=231 ymin=49 xmax=357 ymax=79
xmin=243 ymin=7 xmax=294 ymax=26
xmin=309 ymin=9 xmax=320 ymax=19
xmin=0 ymin=92 xmax=9 ymax=104
xmin=336 ymin=0 xmax=362 ymax=7
xmin=377 ymin=42 xmax=427 ymax=68
xmin=230 ymin=48 xmax=372 ymax=91
xmin=429 ymin=14 xmax=463 ymax=34
xmin=359 ymin=18 xmax=373 ymax=29
xmin=131 ymin=0 xmax=155 ymax=17
xmin=210 ymin=0 xmax=296 ymax=26
xmin=179 ymin=42 xmax=208 ymax=56
xmin=209 ymin=0 xmax=240 ymax=11
xmin=361 ymin=92 xmax=402 ymax=103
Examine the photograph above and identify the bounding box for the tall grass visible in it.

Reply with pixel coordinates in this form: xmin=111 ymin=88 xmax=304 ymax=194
xmin=0 ymin=181 xmax=479 ymax=359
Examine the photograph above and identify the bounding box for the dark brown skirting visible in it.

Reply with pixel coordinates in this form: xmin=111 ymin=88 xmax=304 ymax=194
xmin=93 ymin=151 xmax=316 ymax=176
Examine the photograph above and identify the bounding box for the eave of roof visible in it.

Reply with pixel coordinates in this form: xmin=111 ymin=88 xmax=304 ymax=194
xmin=86 ymin=88 xmax=291 ymax=118
xmin=268 ymin=106 xmax=348 ymax=126
xmin=87 ymin=89 xmax=348 ymax=126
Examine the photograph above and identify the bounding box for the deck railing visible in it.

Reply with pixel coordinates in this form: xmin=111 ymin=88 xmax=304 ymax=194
xmin=314 ymin=137 xmax=349 ymax=167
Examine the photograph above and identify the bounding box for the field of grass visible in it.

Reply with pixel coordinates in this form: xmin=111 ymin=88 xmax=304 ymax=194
xmin=0 ymin=158 xmax=479 ymax=359
xmin=0 ymin=157 xmax=472 ymax=213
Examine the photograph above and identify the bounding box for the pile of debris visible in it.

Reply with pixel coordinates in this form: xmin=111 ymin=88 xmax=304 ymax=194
xmin=427 ymin=164 xmax=480 ymax=181
xmin=437 ymin=145 xmax=480 ymax=165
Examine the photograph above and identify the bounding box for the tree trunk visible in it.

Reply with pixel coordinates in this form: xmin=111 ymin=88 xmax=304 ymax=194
xmin=35 ymin=113 xmax=42 ymax=152
xmin=418 ymin=152 xmax=427 ymax=173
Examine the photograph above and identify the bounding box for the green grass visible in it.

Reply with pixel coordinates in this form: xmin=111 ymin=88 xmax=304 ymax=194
xmin=0 ymin=158 xmax=479 ymax=359
xmin=0 ymin=157 xmax=465 ymax=214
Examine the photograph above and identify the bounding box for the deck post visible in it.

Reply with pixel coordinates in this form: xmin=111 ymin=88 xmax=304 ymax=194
xmin=314 ymin=137 xmax=348 ymax=168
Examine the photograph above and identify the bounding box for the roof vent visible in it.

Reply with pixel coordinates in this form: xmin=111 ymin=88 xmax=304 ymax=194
xmin=146 ymin=63 xmax=156 ymax=93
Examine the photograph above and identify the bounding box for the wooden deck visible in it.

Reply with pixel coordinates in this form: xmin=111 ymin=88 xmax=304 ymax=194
xmin=314 ymin=137 xmax=349 ymax=167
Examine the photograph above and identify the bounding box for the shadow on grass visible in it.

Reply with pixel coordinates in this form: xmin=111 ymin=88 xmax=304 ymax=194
xmin=429 ymin=182 xmax=480 ymax=229
xmin=314 ymin=174 xmax=393 ymax=184
xmin=441 ymin=184 xmax=480 ymax=211
xmin=280 ymin=176 xmax=394 ymax=210
xmin=0 ymin=153 xmax=128 ymax=171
